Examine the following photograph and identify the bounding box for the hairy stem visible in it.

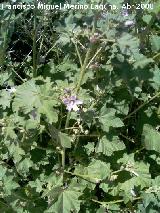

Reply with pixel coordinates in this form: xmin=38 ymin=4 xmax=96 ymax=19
xmin=75 ymin=47 xmax=92 ymax=94
xmin=124 ymin=90 xmax=160 ymax=120
xmin=0 ymin=8 xmax=13 ymax=70
xmin=61 ymin=112 xmax=71 ymax=170
xmin=33 ymin=0 xmax=37 ymax=77
xmin=62 ymin=19 xmax=97 ymax=172
xmin=61 ymin=149 xmax=65 ymax=170
xmin=92 ymin=197 xmax=141 ymax=205
xmin=64 ymin=170 xmax=97 ymax=184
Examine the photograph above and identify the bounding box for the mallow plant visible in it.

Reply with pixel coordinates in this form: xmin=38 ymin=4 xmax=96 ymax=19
xmin=0 ymin=0 xmax=160 ymax=212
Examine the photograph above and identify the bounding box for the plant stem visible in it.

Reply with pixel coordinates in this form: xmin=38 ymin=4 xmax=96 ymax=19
xmin=61 ymin=47 xmax=91 ymax=169
xmin=61 ymin=149 xmax=65 ymax=170
xmin=111 ymin=169 xmax=123 ymax=175
xmin=75 ymin=47 xmax=92 ymax=94
xmin=92 ymin=197 xmax=141 ymax=205
xmin=65 ymin=111 xmax=71 ymax=130
xmin=86 ymin=47 xmax=102 ymax=69
xmin=153 ymin=52 xmax=160 ymax=60
xmin=0 ymin=199 xmax=11 ymax=209
xmin=124 ymin=91 xmax=160 ymax=120
xmin=64 ymin=170 xmax=97 ymax=184
xmin=120 ymin=133 xmax=135 ymax=143
xmin=61 ymin=111 xmax=71 ymax=171
xmin=72 ymin=39 xmax=83 ymax=67
xmin=62 ymin=19 xmax=97 ymax=171
xmin=33 ymin=0 xmax=37 ymax=77
xmin=0 ymin=7 xmax=13 ymax=70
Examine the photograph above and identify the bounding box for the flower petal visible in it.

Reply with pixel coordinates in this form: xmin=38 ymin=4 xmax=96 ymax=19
xmin=66 ymin=104 xmax=73 ymax=111
xmin=75 ymin=100 xmax=83 ymax=105
xmin=72 ymin=104 xmax=79 ymax=111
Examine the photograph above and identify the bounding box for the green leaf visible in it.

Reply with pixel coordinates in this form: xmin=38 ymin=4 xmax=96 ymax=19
xmin=0 ymin=90 xmax=12 ymax=109
xmin=3 ymin=126 xmax=17 ymax=140
xmin=110 ymin=154 xmax=151 ymax=203
xmin=96 ymin=207 xmax=107 ymax=213
xmin=150 ymin=35 xmax=160 ymax=52
xmin=45 ymin=187 xmax=82 ymax=213
xmin=133 ymin=55 xmax=154 ymax=69
xmin=25 ymin=118 xmax=40 ymax=130
xmin=17 ymin=158 xmax=34 ymax=175
xmin=142 ymin=124 xmax=160 ymax=153
xmin=118 ymin=153 xmax=151 ymax=178
xmin=84 ymin=142 xmax=95 ymax=155
xmin=96 ymin=135 xmax=125 ymax=156
xmin=39 ymin=101 xmax=58 ymax=124
xmin=117 ymin=33 xmax=139 ymax=55
xmin=0 ymin=165 xmax=7 ymax=180
xmin=3 ymin=176 xmax=19 ymax=196
xmin=86 ymin=160 xmax=110 ymax=181
xmin=142 ymin=14 xmax=152 ymax=24
xmin=151 ymin=66 xmax=160 ymax=90
xmin=59 ymin=132 xmax=71 ymax=148
xmin=75 ymin=160 xmax=110 ymax=183
xmin=12 ymin=79 xmax=58 ymax=123
xmin=7 ymin=144 xmax=25 ymax=163
xmin=42 ymin=174 xmax=63 ymax=200
xmin=117 ymin=176 xmax=150 ymax=203
xmin=152 ymin=0 xmax=160 ymax=14
xmin=142 ymin=192 xmax=160 ymax=209
xmin=99 ymin=107 xmax=124 ymax=132
xmin=28 ymin=178 xmax=44 ymax=193
xmin=56 ymin=33 xmax=71 ymax=46
xmin=12 ymin=80 xmax=40 ymax=113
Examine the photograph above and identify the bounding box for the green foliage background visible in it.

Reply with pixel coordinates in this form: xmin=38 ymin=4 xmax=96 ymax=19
xmin=0 ymin=0 xmax=160 ymax=212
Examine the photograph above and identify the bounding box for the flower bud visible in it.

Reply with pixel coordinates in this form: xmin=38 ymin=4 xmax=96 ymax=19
xmin=89 ymin=33 xmax=100 ymax=43
xmin=89 ymin=63 xmax=100 ymax=70
xmin=56 ymin=146 xmax=61 ymax=151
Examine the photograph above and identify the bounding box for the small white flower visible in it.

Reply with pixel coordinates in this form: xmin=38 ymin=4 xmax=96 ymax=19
xmin=96 ymin=85 xmax=100 ymax=91
xmin=130 ymin=188 xmax=136 ymax=197
xmin=95 ymin=178 xmax=101 ymax=183
xmin=74 ymin=129 xmax=79 ymax=134
xmin=77 ymin=118 xmax=81 ymax=125
xmin=124 ymin=20 xmax=134 ymax=27
xmin=84 ymin=130 xmax=89 ymax=135
xmin=131 ymin=170 xmax=139 ymax=177
xmin=6 ymin=87 xmax=16 ymax=94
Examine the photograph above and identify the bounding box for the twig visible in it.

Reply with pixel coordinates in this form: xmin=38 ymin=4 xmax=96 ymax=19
xmin=33 ymin=0 xmax=38 ymax=77
xmin=124 ymin=91 xmax=160 ymax=120
xmin=72 ymin=38 xmax=83 ymax=67
xmin=120 ymin=133 xmax=135 ymax=143
xmin=64 ymin=170 xmax=97 ymax=184
xmin=92 ymin=197 xmax=141 ymax=206
xmin=86 ymin=47 xmax=102 ymax=69
xmin=153 ymin=52 xmax=160 ymax=60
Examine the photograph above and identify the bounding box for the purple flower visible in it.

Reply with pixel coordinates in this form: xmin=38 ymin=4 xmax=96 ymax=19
xmin=122 ymin=10 xmax=129 ymax=17
xmin=62 ymin=95 xmax=83 ymax=111
xmin=30 ymin=108 xmax=37 ymax=120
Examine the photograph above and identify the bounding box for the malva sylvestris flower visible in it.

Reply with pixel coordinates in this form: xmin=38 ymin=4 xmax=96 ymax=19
xmin=62 ymin=95 xmax=83 ymax=112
